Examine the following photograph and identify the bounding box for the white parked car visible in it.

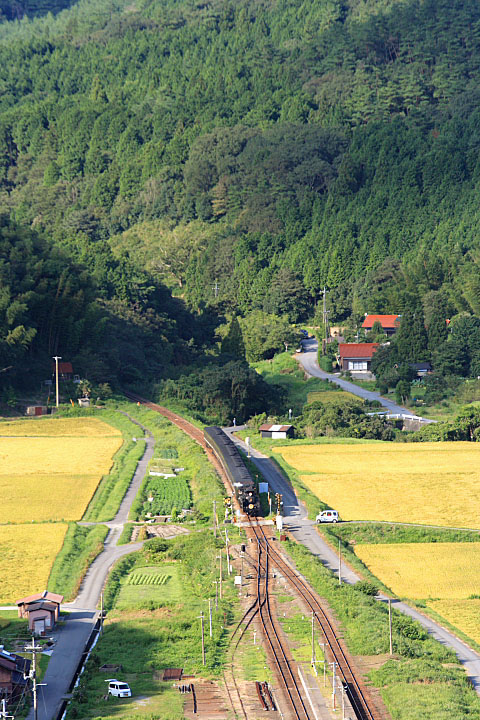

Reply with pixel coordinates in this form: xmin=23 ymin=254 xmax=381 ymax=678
xmin=106 ymin=680 xmax=132 ymax=698
xmin=316 ymin=510 xmax=339 ymax=523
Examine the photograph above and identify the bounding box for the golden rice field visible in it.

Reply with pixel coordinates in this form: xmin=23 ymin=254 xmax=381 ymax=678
xmin=0 ymin=523 xmax=68 ymax=603
xmin=427 ymin=599 xmax=480 ymax=644
xmin=354 ymin=543 xmax=480 ymax=599
xmin=275 ymin=442 xmax=480 ymax=528
xmin=307 ymin=391 xmax=362 ymax=405
xmin=0 ymin=417 xmax=121 ymax=437
xmin=0 ymin=418 xmax=122 ymax=522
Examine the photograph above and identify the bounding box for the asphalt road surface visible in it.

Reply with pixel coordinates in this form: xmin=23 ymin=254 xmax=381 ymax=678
xmin=297 ymin=337 xmax=427 ymax=417
xmin=27 ymin=416 xmax=154 ymax=720
xmin=225 ymin=428 xmax=480 ymax=692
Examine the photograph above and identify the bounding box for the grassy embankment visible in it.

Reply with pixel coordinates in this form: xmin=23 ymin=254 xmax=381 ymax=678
xmin=65 ymin=405 xmax=246 ymax=720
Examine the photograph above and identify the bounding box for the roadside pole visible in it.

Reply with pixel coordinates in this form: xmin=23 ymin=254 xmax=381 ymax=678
xmin=389 ymin=598 xmax=393 ymax=655
xmin=0 ymin=699 xmax=14 ymax=719
xmin=25 ymin=637 xmax=46 ymax=720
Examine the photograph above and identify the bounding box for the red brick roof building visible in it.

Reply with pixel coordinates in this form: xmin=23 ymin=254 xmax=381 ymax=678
xmin=338 ymin=343 xmax=380 ymax=372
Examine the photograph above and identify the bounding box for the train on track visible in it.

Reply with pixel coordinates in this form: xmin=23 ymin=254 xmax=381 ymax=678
xmin=204 ymin=426 xmax=261 ymax=516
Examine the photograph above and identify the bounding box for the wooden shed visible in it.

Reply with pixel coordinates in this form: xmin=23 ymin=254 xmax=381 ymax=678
xmin=259 ymin=424 xmax=294 ymax=439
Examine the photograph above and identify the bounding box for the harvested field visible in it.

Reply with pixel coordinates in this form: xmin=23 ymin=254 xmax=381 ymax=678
xmin=275 ymin=442 xmax=480 ymax=528
xmin=306 ymin=390 xmax=362 ymax=405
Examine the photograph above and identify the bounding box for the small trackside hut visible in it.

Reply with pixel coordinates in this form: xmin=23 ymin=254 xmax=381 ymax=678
xmin=259 ymin=424 xmax=294 ymax=439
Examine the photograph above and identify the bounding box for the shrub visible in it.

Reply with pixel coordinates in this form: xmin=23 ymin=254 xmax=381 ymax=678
xmin=354 ymin=580 xmax=379 ymax=596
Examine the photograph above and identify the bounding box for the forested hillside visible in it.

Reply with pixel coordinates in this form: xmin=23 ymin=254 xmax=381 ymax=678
xmin=1 ymin=0 xmax=480 ymax=407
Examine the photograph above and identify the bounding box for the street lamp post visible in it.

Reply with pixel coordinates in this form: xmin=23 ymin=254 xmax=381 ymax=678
xmin=52 ymin=355 xmax=62 ymax=408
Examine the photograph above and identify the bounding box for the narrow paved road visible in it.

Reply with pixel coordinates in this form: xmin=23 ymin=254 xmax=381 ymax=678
xmin=28 ymin=415 xmax=154 ymax=720
xmin=297 ymin=338 xmax=431 ymax=418
xmin=225 ymin=428 xmax=480 ymax=692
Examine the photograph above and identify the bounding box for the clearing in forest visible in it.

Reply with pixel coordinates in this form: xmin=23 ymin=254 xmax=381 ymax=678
xmin=275 ymin=442 xmax=480 ymax=528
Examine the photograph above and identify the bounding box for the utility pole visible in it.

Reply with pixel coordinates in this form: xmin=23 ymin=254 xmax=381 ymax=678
xmin=208 ymin=598 xmax=213 ymax=638
xmin=25 ymin=637 xmax=45 ymax=720
xmin=388 ymin=598 xmax=393 ymax=655
xmin=330 ymin=661 xmax=337 ymax=710
xmin=225 ymin=529 xmax=231 ymax=575
xmin=217 ymin=553 xmax=223 ymax=600
xmin=322 ymin=287 xmax=330 ymax=355
xmin=52 ymin=355 xmax=62 ymax=408
xmin=213 ymin=580 xmax=219 ymax=610
xmin=100 ymin=591 xmax=104 ymax=635
xmin=338 ymin=539 xmax=342 ymax=585
xmin=212 ymin=279 xmax=219 ymax=299
xmin=311 ymin=611 xmax=316 ymax=667
xmin=0 ymin=699 xmax=14 ymax=719
xmin=213 ymin=500 xmax=217 ymax=538
xmin=198 ymin=612 xmax=205 ymax=666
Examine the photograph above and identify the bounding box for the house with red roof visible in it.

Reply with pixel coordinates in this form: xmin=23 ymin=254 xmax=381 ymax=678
xmin=50 ymin=361 xmax=73 ymax=381
xmin=362 ymin=314 xmax=401 ymax=336
xmin=338 ymin=343 xmax=380 ymax=373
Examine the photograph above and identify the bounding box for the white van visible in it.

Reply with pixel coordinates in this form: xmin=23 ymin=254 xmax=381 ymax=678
xmin=316 ymin=510 xmax=339 ymax=523
xmin=106 ymin=680 xmax=132 ymax=698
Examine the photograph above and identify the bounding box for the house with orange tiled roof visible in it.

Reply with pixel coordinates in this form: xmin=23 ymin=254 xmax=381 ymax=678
xmin=339 ymin=343 xmax=380 ymax=372
xmin=362 ymin=314 xmax=401 ymax=336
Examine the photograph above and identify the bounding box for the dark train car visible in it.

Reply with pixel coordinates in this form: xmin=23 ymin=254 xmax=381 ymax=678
xmin=204 ymin=426 xmax=261 ymax=516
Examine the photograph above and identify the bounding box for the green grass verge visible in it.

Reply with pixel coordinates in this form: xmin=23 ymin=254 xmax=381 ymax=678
xmin=284 ymin=540 xmax=480 ymax=720
xmin=83 ymin=437 xmax=146 ymax=522
xmin=48 ymin=523 xmax=109 ymax=601
xmin=117 ymin=523 xmax=134 ymax=545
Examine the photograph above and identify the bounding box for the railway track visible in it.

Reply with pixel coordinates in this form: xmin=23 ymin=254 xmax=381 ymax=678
xmin=255 ymin=531 xmax=312 ymax=720
xmin=125 ymin=394 xmax=381 ymax=720
xmin=252 ymin=524 xmax=381 ymax=720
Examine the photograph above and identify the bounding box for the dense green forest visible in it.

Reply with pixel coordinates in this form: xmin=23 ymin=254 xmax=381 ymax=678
xmin=2 ymin=0 xmax=480 ymax=413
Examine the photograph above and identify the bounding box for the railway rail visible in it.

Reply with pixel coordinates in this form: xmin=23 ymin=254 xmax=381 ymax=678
xmin=126 ymin=394 xmax=381 ymax=720
xmin=252 ymin=524 xmax=381 ymax=720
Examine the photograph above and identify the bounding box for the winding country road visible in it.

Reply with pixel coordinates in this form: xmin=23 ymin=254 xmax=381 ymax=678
xmin=297 ymin=337 xmax=434 ymax=419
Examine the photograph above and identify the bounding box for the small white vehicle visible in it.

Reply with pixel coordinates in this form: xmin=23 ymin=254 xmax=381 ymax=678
xmin=316 ymin=510 xmax=339 ymax=523
xmin=106 ymin=680 xmax=132 ymax=698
